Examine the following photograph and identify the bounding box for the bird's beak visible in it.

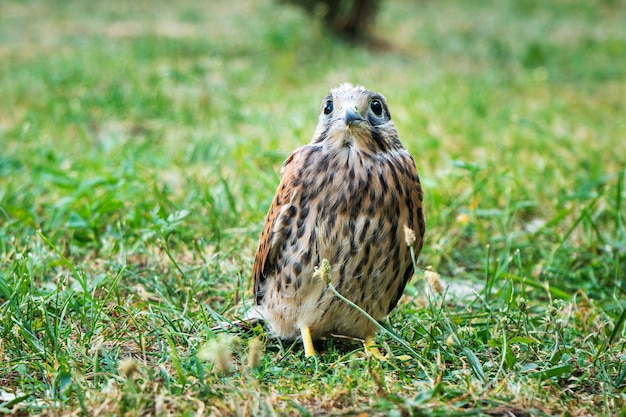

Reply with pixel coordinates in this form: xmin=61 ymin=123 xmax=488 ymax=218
xmin=343 ymin=106 xmax=366 ymax=128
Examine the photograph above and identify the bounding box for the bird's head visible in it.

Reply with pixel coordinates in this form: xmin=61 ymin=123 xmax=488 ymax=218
xmin=311 ymin=83 xmax=400 ymax=152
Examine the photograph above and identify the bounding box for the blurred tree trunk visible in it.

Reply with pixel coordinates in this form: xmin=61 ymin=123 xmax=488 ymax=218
xmin=281 ymin=0 xmax=382 ymax=42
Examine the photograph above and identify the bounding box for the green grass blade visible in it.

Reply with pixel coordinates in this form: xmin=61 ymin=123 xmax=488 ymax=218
xmin=609 ymin=307 xmax=626 ymax=345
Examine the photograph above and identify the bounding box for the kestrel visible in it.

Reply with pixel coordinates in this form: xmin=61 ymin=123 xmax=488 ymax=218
xmin=252 ymin=84 xmax=425 ymax=357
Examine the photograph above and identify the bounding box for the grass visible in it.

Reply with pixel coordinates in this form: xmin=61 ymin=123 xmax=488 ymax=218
xmin=1 ymin=0 xmax=625 ymax=415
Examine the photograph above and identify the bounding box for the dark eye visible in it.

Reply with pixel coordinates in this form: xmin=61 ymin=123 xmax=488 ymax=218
xmin=323 ymin=99 xmax=334 ymax=115
xmin=370 ymin=99 xmax=383 ymax=117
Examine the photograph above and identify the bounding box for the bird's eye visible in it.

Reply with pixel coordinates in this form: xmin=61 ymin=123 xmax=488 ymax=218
xmin=323 ymin=99 xmax=334 ymax=115
xmin=370 ymin=99 xmax=383 ymax=117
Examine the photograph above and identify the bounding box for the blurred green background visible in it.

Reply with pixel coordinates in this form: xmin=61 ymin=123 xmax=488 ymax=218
xmin=1 ymin=0 xmax=625 ymax=415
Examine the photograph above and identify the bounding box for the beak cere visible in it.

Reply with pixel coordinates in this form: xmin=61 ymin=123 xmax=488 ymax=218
xmin=344 ymin=107 xmax=365 ymax=128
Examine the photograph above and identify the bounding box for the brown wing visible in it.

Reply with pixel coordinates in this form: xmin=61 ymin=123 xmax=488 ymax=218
xmin=386 ymin=152 xmax=426 ymax=313
xmin=252 ymin=150 xmax=300 ymax=304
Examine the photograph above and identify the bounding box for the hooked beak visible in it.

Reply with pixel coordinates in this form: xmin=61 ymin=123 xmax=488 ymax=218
xmin=343 ymin=107 xmax=366 ymax=128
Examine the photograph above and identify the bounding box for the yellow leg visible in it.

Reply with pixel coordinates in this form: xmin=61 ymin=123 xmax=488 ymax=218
xmin=300 ymin=326 xmax=316 ymax=357
xmin=364 ymin=336 xmax=387 ymax=361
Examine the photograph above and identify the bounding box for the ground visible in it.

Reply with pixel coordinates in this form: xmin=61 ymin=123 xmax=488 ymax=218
xmin=0 ymin=0 xmax=625 ymax=415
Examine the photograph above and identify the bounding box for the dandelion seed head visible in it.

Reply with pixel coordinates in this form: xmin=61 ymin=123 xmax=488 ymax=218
xmin=247 ymin=338 xmax=263 ymax=369
xmin=118 ymin=357 xmax=139 ymax=378
xmin=313 ymin=258 xmax=332 ymax=284
xmin=404 ymin=225 xmax=416 ymax=246
xmin=425 ymin=270 xmax=443 ymax=295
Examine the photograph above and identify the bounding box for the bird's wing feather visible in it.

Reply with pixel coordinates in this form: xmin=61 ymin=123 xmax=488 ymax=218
xmin=252 ymin=151 xmax=300 ymax=304
xmin=386 ymin=152 xmax=426 ymax=313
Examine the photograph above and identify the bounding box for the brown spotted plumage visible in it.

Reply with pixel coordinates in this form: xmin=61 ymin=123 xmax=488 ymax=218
xmin=251 ymin=84 xmax=425 ymax=357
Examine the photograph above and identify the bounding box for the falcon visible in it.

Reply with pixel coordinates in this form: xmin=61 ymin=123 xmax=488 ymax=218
xmin=251 ymin=84 xmax=425 ymax=357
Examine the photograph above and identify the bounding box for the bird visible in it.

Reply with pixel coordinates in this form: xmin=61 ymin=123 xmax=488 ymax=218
xmin=251 ymin=83 xmax=425 ymax=357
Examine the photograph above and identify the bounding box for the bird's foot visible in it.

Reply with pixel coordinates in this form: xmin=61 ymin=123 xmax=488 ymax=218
xmin=300 ymin=326 xmax=316 ymax=357
xmin=364 ymin=336 xmax=388 ymax=361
